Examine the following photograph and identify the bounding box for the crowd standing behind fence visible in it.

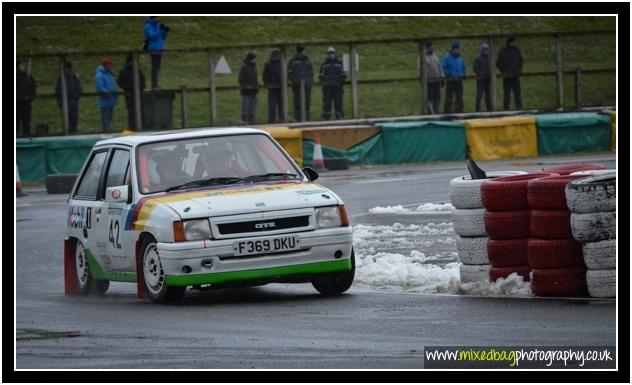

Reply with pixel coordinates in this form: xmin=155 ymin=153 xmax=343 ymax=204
xmin=55 ymin=62 xmax=82 ymax=134
xmin=238 ymin=52 xmax=259 ymax=124
xmin=319 ymin=46 xmax=346 ymax=120
xmin=16 ymin=61 xmax=37 ymax=137
xmin=95 ymin=57 xmax=117 ymax=133
xmin=263 ymin=48 xmax=283 ymax=123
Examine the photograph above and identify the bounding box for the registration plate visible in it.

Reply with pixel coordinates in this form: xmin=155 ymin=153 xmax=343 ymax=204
xmin=233 ymin=236 xmax=301 ymax=257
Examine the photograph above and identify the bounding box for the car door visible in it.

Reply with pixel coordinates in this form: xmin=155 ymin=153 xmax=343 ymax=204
xmin=102 ymin=147 xmax=133 ymax=272
xmin=68 ymin=149 xmax=111 ymax=272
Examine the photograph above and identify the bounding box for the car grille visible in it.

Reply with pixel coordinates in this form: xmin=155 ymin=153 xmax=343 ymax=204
xmin=217 ymin=216 xmax=310 ymax=235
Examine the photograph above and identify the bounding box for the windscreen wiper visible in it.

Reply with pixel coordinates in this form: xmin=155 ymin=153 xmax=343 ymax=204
xmin=164 ymin=177 xmax=242 ymax=192
xmin=238 ymin=173 xmax=299 ymax=182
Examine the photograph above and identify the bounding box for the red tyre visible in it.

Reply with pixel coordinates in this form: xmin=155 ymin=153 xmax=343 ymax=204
xmin=527 ymin=238 xmax=584 ymax=269
xmin=540 ymin=163 xmax=606 ymax=176
xmin=530 ymin=210 xmax=572 ymax=239
xmin=489 ymin=265 xmax=531 ymax=282
xmin=481 ymin=173 xmax=557 ymax=211
xmin=527 ymin=175 xmax=586 ymax=210
xmin=531 ymin=267 xmax=588 ymax=296
xmin=484 ymin=210 xmax=530 ymax=239
xmin=487 ymin=239 xmax=528 ymax=267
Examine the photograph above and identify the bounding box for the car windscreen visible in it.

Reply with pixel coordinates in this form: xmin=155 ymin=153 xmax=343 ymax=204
xmin=136 ymin=133 xmax=301 ymax=194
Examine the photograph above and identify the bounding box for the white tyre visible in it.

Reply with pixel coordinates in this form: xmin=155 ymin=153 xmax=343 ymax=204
xmin=565 ymin=174 xmax=616 ymax=213
xmin=452 ymin=208 xmax=487 ymax=237
xmin=586 ymin=269 xmax=616 ymax=298
xmin=449 ymin=171 xmax=527 ymax=209
xmin=456 ymin=236 xmax=489 ymax=265
xmin=459 ymin=263 xmax=491 ymax=283
xmin=570 ymin=212 xmax=616 ymax=242
xmin=583 ymin=240 xmax=616 ymax=270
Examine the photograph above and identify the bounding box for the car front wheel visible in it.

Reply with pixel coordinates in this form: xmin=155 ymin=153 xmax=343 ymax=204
xmin=140 ymin=236 xmax=185 ymax=304
xmin=311 ymin=250 xmax=355 ymax=295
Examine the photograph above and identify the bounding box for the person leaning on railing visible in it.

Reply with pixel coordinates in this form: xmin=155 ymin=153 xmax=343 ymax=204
xmin=263 ymin=48 xmax=282 ymax=124
xmin=423 ymin=41 xmax=444 ymax=115
xmin=473 ymin=43 xmax=492 ymax=112
xmin=94 ymin=57 xmax=117 ymax=133
xmin=442 ymin=41 xmax=466 ymax=114
xmin=239 ymin=52 xmax=259 ymax=125
xmin=496 ymin=36 xmax=524 ymax=111
xmin=117 ymin=54 xmax=147 ymax=130
xmin=55 ymin=61 xmax=83 ymax=134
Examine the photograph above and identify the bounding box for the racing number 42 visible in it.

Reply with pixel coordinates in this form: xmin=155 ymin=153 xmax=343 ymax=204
xmin=109 ymin=219 xmax=122 ymax=249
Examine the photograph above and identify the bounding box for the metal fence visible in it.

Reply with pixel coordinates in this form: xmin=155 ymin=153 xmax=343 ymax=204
xmin=16 ymin=29 xmax=616 ymax=136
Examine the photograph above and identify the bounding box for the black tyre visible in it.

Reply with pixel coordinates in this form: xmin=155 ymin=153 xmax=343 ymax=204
xmin=92 ymin=280 xmax=110 ymax=295
xmin=140 ymin=235 xmax=186 ymax=303
xmin=311 ymin=250 xmax=355 ymax=295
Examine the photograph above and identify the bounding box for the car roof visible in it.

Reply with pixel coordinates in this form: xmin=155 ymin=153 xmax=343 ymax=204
xmin=93 ymin=127 xmax=271 ymax=148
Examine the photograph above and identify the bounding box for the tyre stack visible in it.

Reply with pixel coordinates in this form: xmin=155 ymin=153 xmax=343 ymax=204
xmin=449 ymin=171 xmax=526 ymax=283
xmin=527 ymin=175 xmax=589 ymax=296
xmin=566 ymin=174 xmax=616 ymax=298
xmin=480 ymin=173 xmax=555 ymax=282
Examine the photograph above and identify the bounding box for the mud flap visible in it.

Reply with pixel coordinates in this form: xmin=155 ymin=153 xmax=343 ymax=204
xmin=135 ymin=240 xmax=145 ymax=299
xmin=64 ymin=238 xmax=78 ymax=295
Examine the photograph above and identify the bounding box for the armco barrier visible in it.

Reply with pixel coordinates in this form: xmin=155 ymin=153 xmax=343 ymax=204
xmin=535 ymin=112 xmax=611 ymax=155
xmin=261 ymin=126 xmax=304 ymax=167
xmin=376 ymin=121 xmax=466 ymax=163
xmin=600 ymin=109 xmax=616 ymax=152
xmin=463 ymin=116 xmax=537 ymax=160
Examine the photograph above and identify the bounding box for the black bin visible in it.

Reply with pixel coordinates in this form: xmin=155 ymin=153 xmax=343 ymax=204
xmin=142 ymin=90 xmax=175 ymax=131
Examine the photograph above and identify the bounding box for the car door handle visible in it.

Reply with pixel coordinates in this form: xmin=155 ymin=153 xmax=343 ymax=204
xmin=95 ymin=208 xmax=101 ymax=214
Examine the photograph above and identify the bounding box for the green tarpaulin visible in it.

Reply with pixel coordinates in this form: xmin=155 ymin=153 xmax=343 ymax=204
xmin=536 ymin=112 xmax=611 ymax=155
xmin=303 ymin=133 xmax=385 ymax=167
xmin=16 ymin=135 xmax=106 ymax=182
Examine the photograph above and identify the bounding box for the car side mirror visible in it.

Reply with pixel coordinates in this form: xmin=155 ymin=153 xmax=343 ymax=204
xmin=302 ymin=167 xmax=319 ymax=182
xmin=106 ymin=185 xmax=129 ymax=203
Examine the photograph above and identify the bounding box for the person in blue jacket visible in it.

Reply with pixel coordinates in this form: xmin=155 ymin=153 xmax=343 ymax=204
xmin=442 ymin=41 xmax=466 ymax=113
xmin=144 ymin=16 xmax=169 ymax=89
xmin=95 ymin=57 xmax=117 ymax=133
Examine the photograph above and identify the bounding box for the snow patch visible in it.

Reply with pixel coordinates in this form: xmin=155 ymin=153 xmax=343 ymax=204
xmin=368 ymin=202 xmax=454 ymax=214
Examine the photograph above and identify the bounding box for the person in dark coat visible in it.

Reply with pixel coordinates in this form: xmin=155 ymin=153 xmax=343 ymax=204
xmin=287 ymin=44 xmax=314 ymax=121
xmin=117 ymin=54 xmax=147 ymax=130
xmin=473 ymin=43 xmax=492 ymax=112
xmin=319 ymin=46 xmax=346 ymax=120
xmin=16 ymin=61 xmax=37 ymax=137
xmin=263 ymin=48 xmax=282 ymax=123
xmin=55 ymin=62 xmax=83 ymax=134
xmin=496 ymin=36 xmax=524 ymax=110
xmin=238 ymin=52 xmax=259 ymax=124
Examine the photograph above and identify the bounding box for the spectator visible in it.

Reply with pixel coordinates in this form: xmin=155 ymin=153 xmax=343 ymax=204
xmin=117 ymin=54 xmax=147 ymax=130
xmin=473 ymin=43 xmax=492 ymax=112
xmin=238 ymin=52 xmax=259 ymax=124
xmin=442 ymin=41 xmax=466 ymax=113
xmin=496 ymin=36 xmax=523 ymax=110
xmin=95 ymin=57 xmax=117 ymax=133
xmin=263 ymin=48 xmax=282 ymax=123
xmin=144 ymin=16 xmax=169 ymax=90
xmin=55 ymin=62 xmax=83 ymax=134
xmin=423 ymin=41 xmax=444 ymax=114
xmin=16 ymin=61 xmax=37 ymax=137
xmin=287 ymin=44 xmax=314 ymax=121
xmin=319 ymin=46 xmax=346 ymax=120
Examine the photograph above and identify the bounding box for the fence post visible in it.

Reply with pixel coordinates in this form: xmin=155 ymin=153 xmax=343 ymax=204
xmin=555 ymin=34 xmax=564 ymax=110
xmin=132 ymin=52 xmax=142 ymax=130
xmin=350 ymin=43 xmax=359 ymax=119
xmin=280 ymin=46 xmax=289 ymax=122
xmin=59 ymin=56 xmax=69 ymax=135
xmin=207 ymin=49 xmax=217 ymax=126
xmin=300 ymin=79 xmax=306 ymax=122
xmin=574 ymin=67 xmax=582 ymax=109
xmin=180 ymin=86 xmax=189 ymax=129
xmin=418 ymin=42 xmax=428 ymax=114
xmin=488 ymin=36 xmax=496 ymax=112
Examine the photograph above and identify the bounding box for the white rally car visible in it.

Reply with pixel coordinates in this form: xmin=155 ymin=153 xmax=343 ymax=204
xmin=64 ymin=128 xmax=354 ymax=303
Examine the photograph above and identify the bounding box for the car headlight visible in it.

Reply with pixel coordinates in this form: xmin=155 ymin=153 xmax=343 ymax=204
xmin=183 ymin=219 xmax=212 ymax=241
xmin=315 ymin=206 xmax=342 ymax=228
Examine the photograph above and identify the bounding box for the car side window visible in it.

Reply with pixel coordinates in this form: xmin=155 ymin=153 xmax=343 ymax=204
xmin=105 ymin=149 xmax=131 ymax=188
xmin=74 ymin=151 xmax=108 ymax=200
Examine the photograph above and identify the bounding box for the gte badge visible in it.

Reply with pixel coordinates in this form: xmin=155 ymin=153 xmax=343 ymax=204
xmin=255 ymin=222 xmax=276 ymax=229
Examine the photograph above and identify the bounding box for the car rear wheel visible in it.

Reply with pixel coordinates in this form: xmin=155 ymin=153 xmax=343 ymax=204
xmin=311 ymin=250 xmax=355 ymax=295
xmin=74 ymin=241 xmax=93 ymax=294
xmin=140 ymin=236 xmax=185 ymax=303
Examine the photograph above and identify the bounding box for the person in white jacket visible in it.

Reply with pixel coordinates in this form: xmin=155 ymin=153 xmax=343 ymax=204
xmin=423 ymin=41 xmax=444 ymax=114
